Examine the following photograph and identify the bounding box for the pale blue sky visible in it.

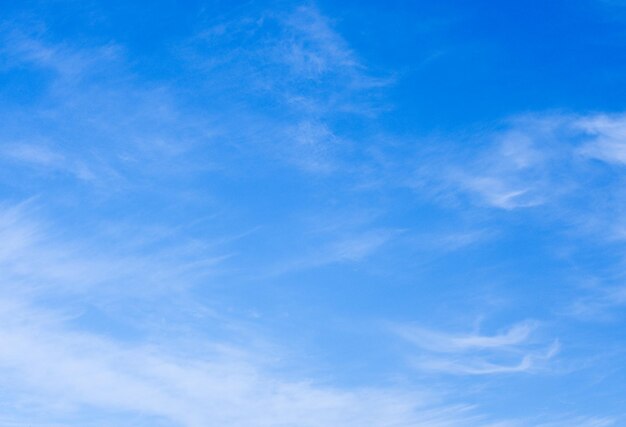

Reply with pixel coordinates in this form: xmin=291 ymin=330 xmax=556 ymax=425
xmin=1 ymin=1 xmax=626 ymax=426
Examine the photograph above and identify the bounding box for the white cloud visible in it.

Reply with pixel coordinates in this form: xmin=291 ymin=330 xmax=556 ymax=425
xmin=2 ymin=143 xmax=65 ymax=166
xmin=7 ymin=293 xmax=596 ymax=427
xmin=276 ymin=6 xmax=360 ymax=80
xmin=459 ymin=176 xmax=540 ymax=210
xmin=177 ymin=4 xmax=391 ymax=176
xmin=0 ymin=203 xmax=229 ymax=300
xmin=265 ymin=229 xmax=396 ymax=277
xmin=534 ymin=416 xmax=615 ymax=427
xmin=394 ymin=321 xmax=559 ymax=375
xmin=576 ymin=114 xmax=626 ymax=164
xmin=0 ymin=205 xmax=543 ymax=425
xmin=0 ymin=27 xmax=220 ymax=191
xmin=283 ymin=120 xmax=341 ymax=173
xmin=0 ymin=204 xmax=493 ymax=426
xmin=396 ymin=322 xmax=534 ymax=353
xmin=414 ymin=113 xmax=626 ymax=229
xmin=433 ymin=119 xmax=560 ymax=210
xmin=0 ymin=143 xmax=97 ymax=181
xmin=566 ymin=283 xmax=626 ymax=320
xmin=1 ymin=29 xmax=121 ymax=82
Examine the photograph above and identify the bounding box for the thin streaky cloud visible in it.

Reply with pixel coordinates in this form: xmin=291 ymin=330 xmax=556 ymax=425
xmin=394 ymin=322 xmax=559 ymax=375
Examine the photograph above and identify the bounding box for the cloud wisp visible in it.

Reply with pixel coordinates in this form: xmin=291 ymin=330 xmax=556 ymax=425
xmin=0 ymin=207 xmax=511 ymax=427
xmin=394 ymin=321 xmax=559 ymax=375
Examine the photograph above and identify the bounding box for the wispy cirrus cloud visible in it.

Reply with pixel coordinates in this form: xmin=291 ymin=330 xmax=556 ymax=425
xmin=0 ymin=295 xmax=593 ymax=427
xmin=0 ymin=25 xmax=222 ymax=192
xmin=565 ymin=279 xmax=626 ymax=321
xmin=533 ymin=416 xmax=615 ymax=427
xmin=181 ymin=5 xmax=391 ymax=174
xmin=264 ymin=228 xmax=396 ymax=278
xmin=0 ymin=298 xmax=472 ymax=427
xmin=274 ymin=5 xmax=360 ymax=80
xmin=0 ymin=205 xmax=515 ymax=427
xmin=0 ymin=27 xmax=121 ymax=82
xmin=415 ymin=115 xmax=570 ymax=210
xmin=394 ymin=321 xmax=559 ymax=375
xmin=576 ymin=113 xmax=626 ymax=165
xmin=0 ymin=202 xmax=230 ymax=302
xmin=413 ymin=113 xmax=626 ymax=243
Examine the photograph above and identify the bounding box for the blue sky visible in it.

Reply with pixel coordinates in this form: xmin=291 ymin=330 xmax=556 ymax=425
xmin=1 ymin=0 xmax=626 ymax=426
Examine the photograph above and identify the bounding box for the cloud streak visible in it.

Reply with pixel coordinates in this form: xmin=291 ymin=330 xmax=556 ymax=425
xmin=394 ymin=321 xmax=559 ymax=375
